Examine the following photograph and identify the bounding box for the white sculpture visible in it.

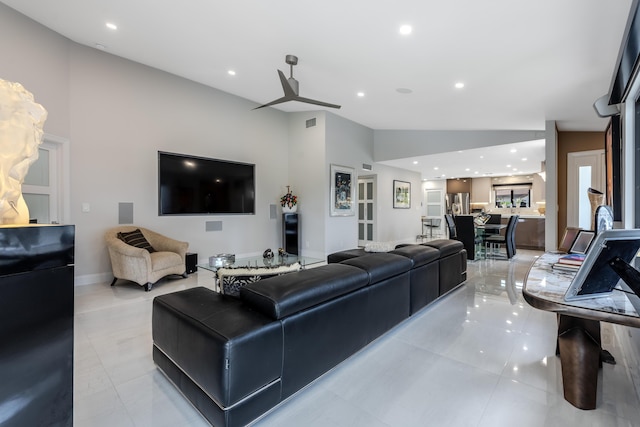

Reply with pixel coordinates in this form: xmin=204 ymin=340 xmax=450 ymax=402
xmin=0 ymin=79 xmax=47 ymax=224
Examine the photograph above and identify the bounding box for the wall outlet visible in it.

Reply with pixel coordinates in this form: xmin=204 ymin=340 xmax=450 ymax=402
xmin=81 ymin=202 xmax=90 ymax=213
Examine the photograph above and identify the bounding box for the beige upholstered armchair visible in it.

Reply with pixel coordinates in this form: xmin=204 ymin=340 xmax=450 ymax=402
xmin=105 ymin=226 xmax=189 ymax=291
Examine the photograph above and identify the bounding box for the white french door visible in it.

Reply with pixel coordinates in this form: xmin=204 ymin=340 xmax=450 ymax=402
xmin=567 ymin=149 xmax=605 ymax=229
xmin=358 ymin=177 xmax=376 ymax=246
xmin=22 ymin=138 xmax=66 ymax=224
xmin=425 ymin=189 xmax=443 ymax=236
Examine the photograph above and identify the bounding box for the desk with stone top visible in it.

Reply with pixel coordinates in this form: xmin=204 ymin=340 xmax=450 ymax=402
xmin=523 ymin=252 xmax=640 ymax=409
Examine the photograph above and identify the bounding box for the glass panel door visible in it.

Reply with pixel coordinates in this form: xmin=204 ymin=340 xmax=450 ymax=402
xmin=425 ymin=189 xmax=443 ymax=237
xmin=22 ymin=142 xmax=58 ymax=224
xmin=358 ymin=177 xmax=375 ymax=246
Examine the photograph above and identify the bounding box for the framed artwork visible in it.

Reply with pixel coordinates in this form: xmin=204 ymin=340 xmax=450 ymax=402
xmin=393 ymin=180 xmax=411 ymax=209
xmin=569 ymin=230 xmax=596 ymax=254
xmin=330 ymin=164 xmax=355 ymax=216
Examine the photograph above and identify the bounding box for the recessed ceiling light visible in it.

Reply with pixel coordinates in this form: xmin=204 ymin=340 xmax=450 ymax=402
xmin=521 ymin=157 xmax=527 ymax=161
xmin=506 ymin=164 xmax=511 ymax=168
xmin=510 ymin=149 xmax=517 ymax=153
xmin=434 ymin=167 xmax=439 ymax=170
xmin=227 ymin=70 xmax=236 ymax=76
xmin=95 ymin=43 xmax=106 ymax=50
xmin=465 ymin=168 xmax=470 ymax=171
xmin=106 ymin=22 xmax=118 ymax=30
xmin=396 ymin=88 xmax=413 ymax=94
xmin=455 ymin=82 xmax=465 ymax=89
xmin=512 ymin=168 xmax=518 ymax=171
xmin=480 ymin=155 xmax=484 ymax=159
xmin=357 ymin=92 xmax=365 ymax=97
xmin=474 ymin=171 xmax=479 ymax=174
xmin=399 ymin=25 xmax=412 ymax=35
xmin=413 ymin=161 xmax=418 ymax=165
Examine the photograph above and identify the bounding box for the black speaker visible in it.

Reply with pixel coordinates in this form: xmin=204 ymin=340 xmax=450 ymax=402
xmin=282 ymin=213 xmax=300 ymax=255
xmin=185 ymin=253 xmax=197 ymax=274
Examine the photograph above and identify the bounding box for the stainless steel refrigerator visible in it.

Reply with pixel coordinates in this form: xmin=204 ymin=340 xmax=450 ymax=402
xmin=446 ymin=193 xmax=470 ymax=215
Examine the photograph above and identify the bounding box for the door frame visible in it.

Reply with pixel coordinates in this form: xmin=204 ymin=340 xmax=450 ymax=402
xmin=566 ymin=149 xmax=605 ymax=229
xmin=357 ymin=175 xmax=376 ymax=246
xmin=22 ymin=134 xmax=70 ymax=224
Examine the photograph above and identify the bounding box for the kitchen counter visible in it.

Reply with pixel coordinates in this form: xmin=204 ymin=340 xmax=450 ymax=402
xmin=500 ymin=215 xmax=545 ymax=250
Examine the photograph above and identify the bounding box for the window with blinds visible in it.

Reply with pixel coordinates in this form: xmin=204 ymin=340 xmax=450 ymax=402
xmin=493 ymin=184 xmax=532 ymax=208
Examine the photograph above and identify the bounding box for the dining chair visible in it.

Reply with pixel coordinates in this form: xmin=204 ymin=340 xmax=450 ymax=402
xmin=444 ymin=214 xmax=457 ymax=239
xmin=453 ymin=215 xmax=483 ymax=261
xmin=485 ymin=215 xmax=519 ymax=259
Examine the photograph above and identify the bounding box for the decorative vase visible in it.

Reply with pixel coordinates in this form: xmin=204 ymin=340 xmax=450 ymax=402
xmin=282 ymin=205 xmax=298 ymax=213
xmin=587 ymin=188 xmax=604 ymax=230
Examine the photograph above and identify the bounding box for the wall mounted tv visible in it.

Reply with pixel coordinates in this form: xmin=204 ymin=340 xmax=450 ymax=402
xmin=158 ymin=151 xmax=255 ymax=215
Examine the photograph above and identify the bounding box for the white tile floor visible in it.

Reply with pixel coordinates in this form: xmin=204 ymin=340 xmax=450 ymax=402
xmin=74 ymin=250 xmax=640 ymax=426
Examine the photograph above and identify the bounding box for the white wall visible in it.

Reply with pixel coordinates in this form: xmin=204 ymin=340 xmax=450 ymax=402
xmin=0 ymin=3 xmax=435 ymax=284
xmin=288 ymin=111 xmax=327 ymax=259
xmin=545 ymin=120 xmax=559 ymax=251
xmin=325 ymin=112 xmax=373 ymax=253
xmin=371 ymin=165 xmax=422 ymax=244
xmin=324 ymin=113 xmax=422 ymax=252
xmin=68 ymin=46 xmax=291 ymax=282
xmin=1 ymin=4 xmax=293 ymax=284
xmin=0 ymin=3 xmax=70 ymax=137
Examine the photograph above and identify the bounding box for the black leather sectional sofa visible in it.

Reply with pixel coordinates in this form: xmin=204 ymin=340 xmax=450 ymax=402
xmin=152 ymin=239 xmax=466 ymax=427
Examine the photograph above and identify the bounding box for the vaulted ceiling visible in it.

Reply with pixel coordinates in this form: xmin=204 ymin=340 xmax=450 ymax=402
xmin=2 ymin=0 xmax=633 ymax=177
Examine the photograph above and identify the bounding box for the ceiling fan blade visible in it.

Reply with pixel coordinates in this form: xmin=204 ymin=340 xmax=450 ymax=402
xmin=278 ymin=70 xmax=297 ymax=97
xmin=253 ymin=57 xmax=340 ymax=111
xmin=252 ymin=96 xmax=291 ymax=110
xmin=295 ymin=96 xmax=341 ymax=109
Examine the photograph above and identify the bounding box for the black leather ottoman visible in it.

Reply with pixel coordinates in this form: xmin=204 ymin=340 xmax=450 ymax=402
xmin=390 ymin=245 xmax=440 ymax=314
xmin=340 ymin=253 xmax=413 ymax=341
xmin=422 ymin=239 xmax=467 ymax=295
xmin=327 ymin=248 xmax=367 ymax=263
xmin=241 ymin=263 xmax=371 ymax=399
xmin=152 ymin=287 xmax=283 ymax=427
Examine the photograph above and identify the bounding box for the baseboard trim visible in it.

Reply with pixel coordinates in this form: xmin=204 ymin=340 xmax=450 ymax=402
xmin=75 ymin=272 xmax=111 ymax=286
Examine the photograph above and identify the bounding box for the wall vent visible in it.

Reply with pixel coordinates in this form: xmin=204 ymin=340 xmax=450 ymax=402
xmin=205 ymin=221 xmax=223 ymax=232
xmin=362 ymin=163 xmax=373 ymax=171
xmin=118 ymin=202 xmax=134 ymax=224
xmin=306 ymin=118 xmax=316 ymax=128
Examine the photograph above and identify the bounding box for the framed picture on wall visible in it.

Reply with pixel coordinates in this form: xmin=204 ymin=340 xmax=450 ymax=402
xmin=393 ymin=180 xmax=411 ymax=209
xmin=330 ymin=164 xmax=355 ymax=216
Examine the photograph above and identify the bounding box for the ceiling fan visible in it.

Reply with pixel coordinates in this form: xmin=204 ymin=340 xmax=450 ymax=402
xmin=253 ymin=55 xmax=341 ymax=110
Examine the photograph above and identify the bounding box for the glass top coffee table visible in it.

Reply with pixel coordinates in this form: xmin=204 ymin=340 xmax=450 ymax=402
xmin=198 ymin=254 xmax=324 ymax=272
xmin=197 ymin=254 xmax=324 ymax=293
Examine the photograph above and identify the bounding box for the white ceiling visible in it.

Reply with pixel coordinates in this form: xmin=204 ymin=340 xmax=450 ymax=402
xmin=2 ymin=0 xmax=633 ymax=178
xmin=380 ymin=139 xmax=547 ymax=180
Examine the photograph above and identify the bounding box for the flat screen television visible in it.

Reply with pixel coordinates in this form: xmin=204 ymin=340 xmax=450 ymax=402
xmin=158 ymin=151 xmax=255 ymax=215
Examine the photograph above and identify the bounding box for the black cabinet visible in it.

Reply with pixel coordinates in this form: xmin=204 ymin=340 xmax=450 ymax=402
xmin=0 ymin=225 xmax=75 ymax=427
xmin=282 ymin=213 xmax=300 ymax=255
